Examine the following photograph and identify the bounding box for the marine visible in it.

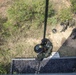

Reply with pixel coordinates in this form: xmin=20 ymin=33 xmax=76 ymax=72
xmin=60 ymin=20 xmax=69 ymax=32
xmin=36 ymin=38 xmax=53 ymax=61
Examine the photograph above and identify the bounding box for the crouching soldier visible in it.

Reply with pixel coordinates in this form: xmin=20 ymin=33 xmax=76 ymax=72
xmin=60 ymin=20 xmax=69 ymax=32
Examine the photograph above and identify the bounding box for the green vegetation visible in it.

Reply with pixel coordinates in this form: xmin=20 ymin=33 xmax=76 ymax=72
xmin=0 ymin=0 xmax=55 ymax=39
xmin=0 ymin=63 xmax=10 ymax=74
xmin=0 ymin=65 xmax=7 ymax=74
xmin=59 ymin=8 xmax=72 ymax=22
xmin=70 ymin=0 xmax=76 ymax=13
xmin=7 ymin=0 xmax=54 ymax=29
xmin=48 ymin=16 xmax=58 ymax=26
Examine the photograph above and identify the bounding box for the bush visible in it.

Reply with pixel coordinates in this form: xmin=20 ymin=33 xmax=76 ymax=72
xmin=7 ymin=0 xmax=55 ymax=28
xmin=70 ymin=0 xmax=76 ymax=14
xmin=0 ymin=62 xmax=10 ymax=74
xmin=59 ymin=8 xmax=72 ymax=22
xmin=0 ymin=17 xmax=7 ymax=32
xmin=0 ymin=64 xmax=7 ymax=74
xmin=48 ymin=16 xmax=58 ymax=26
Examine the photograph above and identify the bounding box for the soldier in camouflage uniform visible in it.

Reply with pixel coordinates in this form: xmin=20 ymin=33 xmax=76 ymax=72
xmin=36 ymin=38 xmax=53 ymax=61
xmin=60 ymin=20 xmax=69 ymax=32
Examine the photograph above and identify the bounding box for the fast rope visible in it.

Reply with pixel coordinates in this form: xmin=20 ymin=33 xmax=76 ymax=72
xmin=34 ymin=0 xmax=53 ymax=74
xmin=35 ymin=61 xmax=41 ymax=74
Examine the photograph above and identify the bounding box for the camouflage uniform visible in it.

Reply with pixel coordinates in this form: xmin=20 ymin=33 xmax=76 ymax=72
xmin=60 ymin=20 xmax=69 ymax=32
xmin=36 ymin=39 xmax=53 ymax=61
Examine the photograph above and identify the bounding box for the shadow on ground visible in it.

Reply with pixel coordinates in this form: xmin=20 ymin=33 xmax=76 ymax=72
xmin=58 ymin=28 xmax=76 ymax=57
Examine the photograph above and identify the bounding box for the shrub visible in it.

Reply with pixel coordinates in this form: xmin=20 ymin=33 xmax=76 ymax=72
xmin=48 ymin=16 xmax=58 ymax=26
xmin=59 ymin=8 xmax=72 ymax=22
xmin=70 ymin=0 xmax=76 ymax=14
xmin=0 ymin=64 xmax=7 ymax=74
xmin=7 ymin=0 xmax=55 ymax=28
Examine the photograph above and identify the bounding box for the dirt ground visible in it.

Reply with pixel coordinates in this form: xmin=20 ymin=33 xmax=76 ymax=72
xmin=47 ymin=25 xmax=76 ymax=57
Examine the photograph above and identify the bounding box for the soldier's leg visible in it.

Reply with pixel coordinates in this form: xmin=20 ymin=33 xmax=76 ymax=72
xmin=36 ymin=52 xmax=45 ymax=61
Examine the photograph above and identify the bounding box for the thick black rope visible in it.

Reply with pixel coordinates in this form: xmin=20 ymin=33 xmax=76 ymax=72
xmin=35 ymin=0 xmax=49 ymax=74
xmin=43 ymin=0 xmax=49 ymax=39
xmin=35 ymin=61 xmax=41 ymax=74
